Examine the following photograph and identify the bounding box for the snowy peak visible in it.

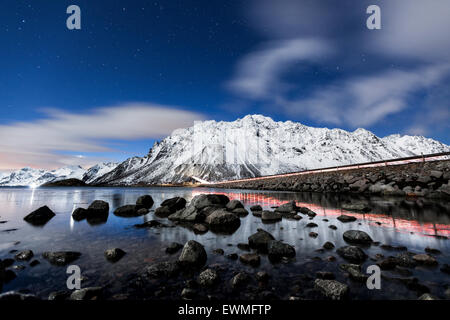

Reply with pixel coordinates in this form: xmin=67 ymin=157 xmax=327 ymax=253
xmin=92 ymin=115 xmax=450 ymax=185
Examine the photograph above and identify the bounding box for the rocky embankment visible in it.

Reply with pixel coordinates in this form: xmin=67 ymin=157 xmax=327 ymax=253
xmin=211 ymin=160 xmax=450 ymax=199
xmin=1 ymin=193 xmax=449 ymax=301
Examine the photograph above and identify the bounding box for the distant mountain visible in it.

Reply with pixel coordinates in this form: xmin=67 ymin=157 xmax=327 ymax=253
xmin=92 ymin=115 xmax=450 ymax=185
xmin=0 ymin=162 xmax=118 ymax=187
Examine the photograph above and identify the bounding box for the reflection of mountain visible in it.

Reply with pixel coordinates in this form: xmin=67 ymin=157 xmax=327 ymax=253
xmin=192 ymin=190 xmax=450 ymax=238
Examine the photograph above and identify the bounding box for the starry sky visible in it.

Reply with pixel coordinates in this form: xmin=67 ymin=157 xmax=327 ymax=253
xmin=0 ymin=0 xmax=449 ymax=171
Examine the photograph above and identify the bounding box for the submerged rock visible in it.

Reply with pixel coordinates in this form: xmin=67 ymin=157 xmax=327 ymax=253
xmin=230 ymin=272 xmax=249 ymax=289
xmin=323 ymin=242 xmax=335 ymax=250
xmin=342 ymin=203 xmax=371 ymax=212
xmin=114 ymin=205 xmax=141 ymax=217
xmin=146 ymin=261 xmax=181 ymax=278
xmin=42 ymin=251 xmax=81 ymax=266
xmin=23 ymin=206 xmax=55 ymax=226
xmin=136 ymin=195 xmax=154 ymax=209
xmin=261 ymin=211 xmax=282 ymax=222
xmin=337 ymin=215 xmax=357 ymax=223
xmin=178 ymin=240 xmax=207 ymax=268
xmin=267 ymin=240 xmax=296 ymax=262
xmin=104 ymin=248 xmax=126 ymax=262
xmin=343 ymin=230 xmax=373 ymax=244
xmin=314 ymin=279 xmax=349 ymax=300
xmin=239 ymin=253 xmax=260 ymax=267
xmin=166 ymin=242 xmax=183 ymax=254
xmin=336 ymin=246 xmax=367 ymax=263
xmin=339 ymin=264 xmax=367 ymax=282
xmin=412 ymin=254 xmax=438 ymax=266
xmin=14 ymin=250 xmax=34 ymax=261
xmin=250 ymin=205 xmax=262 ymax=212
xmin=70 ymin=287 xmax=103 ymax=300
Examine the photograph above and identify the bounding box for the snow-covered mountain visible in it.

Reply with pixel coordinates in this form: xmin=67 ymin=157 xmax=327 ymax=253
xmin=92 ymin=115 xmax=450 ymax=185
xmin=0 ymin=162 xmax=118 ymax=187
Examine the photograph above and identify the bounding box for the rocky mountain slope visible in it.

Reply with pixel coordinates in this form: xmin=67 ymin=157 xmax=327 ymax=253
xmin=92 ymin=115 xmax=450 ymax=185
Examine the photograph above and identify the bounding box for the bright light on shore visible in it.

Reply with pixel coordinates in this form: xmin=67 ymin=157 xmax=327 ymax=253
xmin=28 ymin=183 xmax=38 ymax=189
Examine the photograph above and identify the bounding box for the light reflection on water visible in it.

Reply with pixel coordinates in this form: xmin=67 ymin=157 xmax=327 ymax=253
xmin=0 ymin=186 xmax=449 ymax=298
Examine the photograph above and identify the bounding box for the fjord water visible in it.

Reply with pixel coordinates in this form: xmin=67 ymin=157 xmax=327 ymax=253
xmin=0 ymin=187 xmax=449 ymax=299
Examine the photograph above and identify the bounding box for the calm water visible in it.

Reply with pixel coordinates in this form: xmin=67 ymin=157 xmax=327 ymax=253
xmin=0 ymin=186 xmax=449 ymax=299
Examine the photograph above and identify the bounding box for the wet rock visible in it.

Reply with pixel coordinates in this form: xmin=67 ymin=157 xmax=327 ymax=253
xmin=136 ymin=195 xmax=154 ymax=209
xmin=394 ymin=266 xmax=413 ymax=277
xmin=0 ymin=258 xmax=14 ymax=268
xmin=424 ymin=247 xmax=441 ymax=255
xmin=314 ymin=279 xmax=349 ymax=300
xmin=15 ymin=250 xmax=34 ymax=261
xmin=275 ymin=201 xmax=298 ymax=213
xmin=23 ymin=206 xmax=55 ymax=226
xmin=168 ymin=205 xmax=204 ymax=222
xmin=323 ymin=242 xmax=335 ymax=250
xmin=255 ymin=271 xmax=269 ymax=282
xmin=267 ymin=240 xmax=296 ymax=262
xmin=197 ymin=269 xmax=219 ymax=287
xmin=250 ymin=205 xmax=262 ymax=212
xmin=343 ymin=230 xmax=373 ymax=244
xmin=340 ymin=264 xmax=367 ymax=282
xmin=418 ymin=293 xmax=439 ymax=300
xmin=166 ymin=242 xmax=183 ymax=254
xmin=305 ymin=222 xmax=318 ymax=228
xmin=316 ymin=271 xmax=335 ymax=280
xmin=337 ymin=246 xmax=367 ymax=263
xmin=114 ymin=205 xmax=140 ymax=217
xmin=48 ymin=291 xmax=71 ymax=301
xmin=226 ymin=253 xmax=238 ymax=260
xmin=226 ymin=200 xmax=244 ymax=211
xmin=29 ymin=259 xmax=40 ymax=267
xmin=299 ymin=207 xmax=317 ymax=217
xmin=134 ymin=220 xmax=166 ymax=228
xmin=72 ymin=208 xmax=88 ymax=221
xmin=237 ymin=243 xmax=250 ymax=251
xmin=86 ymin=200 xmax=109 ymax=223
xmin=252 ymin=210 xmax=262 ymax=217
xmin=380 ymin=244 xmax=407 ymax=251
xmin=205 ymin=209 xmax=240 ymax=233
xmin=181 ymin=288 xmax=196 ymax=300
xmin=192 ymin=194 xmax=229 ymax=210
xmin=377 ymin=256 xmax=400 ymax=270
xmin=212 ymin=248 xmax=224 ymax=255
xmin=248 ymin=228 xmax=275 ymax=252
xmin=329 ymin=225 xmax=337 ymax=230
xmin=232 ymin=208 xmax=249 ymax=217
xmin=146 ymin=261 xmax=181 ymax=278
xmin=178 ymin=240 xmax=207 ymax=268
xmin=0 ymin=291 xmax=39 ymax=301
xmin=104 ymin=248 xmax=126 ymax=262
xmin=337 ymin=215 xmax=357 ymax=223
xmin=70 ymin=287 xmax=103 ymax=300
xmin=154 ymin=206 xmax=171 ymax=217
xmin=309 ymin=232 xmax=318 ymax=238
xmin=342 ymin=203 xmax=371 ymax=212
xmin=230 ymin=272 xmax=249 ymax=289
xmin=395 ymin=252 xmax=417 ymax=268
xmin=239 ymin=253 xmax=260 ymax=267
xmin=3 ymin=270 xmax=16 ymax=282
xmin=42 ymin=251 xmax=81 ymax=266
xmin=192 ymin=223 xmax=209 ymax=234
xmin=412 ymin=254 xmax=438 ymax=266
xmin=430 ymin=170 xmax=443 ymax=179
xmin=160 ymin=197 xmax=186 ymax=213
xmin=261 ymin=211 xmax=282 ymax=222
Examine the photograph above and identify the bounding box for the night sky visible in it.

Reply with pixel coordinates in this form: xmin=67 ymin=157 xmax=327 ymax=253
xmin=0 ymin=0 xmax=449 ymax=170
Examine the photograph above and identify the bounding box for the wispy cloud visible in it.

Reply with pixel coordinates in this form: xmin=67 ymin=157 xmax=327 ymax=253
xmin=0 ymin=104 xmax=205 ymax=170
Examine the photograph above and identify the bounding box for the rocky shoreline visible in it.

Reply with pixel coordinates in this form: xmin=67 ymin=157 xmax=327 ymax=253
xmin=1 ymin=192 xmax=449 ymax=301
xmin=210 ymin=160 xmax=450 ymax=199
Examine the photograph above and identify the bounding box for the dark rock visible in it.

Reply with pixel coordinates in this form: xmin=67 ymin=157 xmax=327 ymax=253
xmin=337 ymin=215 xmax=357 ymax=223
xmin=212 ymin=248 xmax=224 ymax=255
xmin=394 ymin=266 xmax=413 ymax=277
xmin=267 ymin=240 xmax=296 ymax=262
xmin=377 ymin=256 xmax=400 ymax=270
xmin=3 ymin=270 xmax=16 ymax=282
xmin=424 ymin=247 xmax=441 ymax=255
xmin=0 ymin=258 xmax=14 ymax=268
xmin=336 ymin=246 xmax=367 ymax=263
xmin=192 ymin=223 xmax=209 ymax=234
xmin=250 ymin=205 xmax=262 ymax=212
xmin=248 ymin=228 xmax=275 ymax=252
xmin=23 ymin=206 xmax=55 ymax=226
xmin=418 ymin=293 xmax=439 ymax=300
xmin=192 ymin=194 xmax=229 ymax=210
xmin=395 ymin=252 xmax=417 ymax=268
xmin=252 ymin=210 xmax=262 ymax=217
xmin=343 ymin=230 xmax=373 ymax=244
xmin=232 ymin=208 xmax=249 ymax=216
xmin=226 ymin=199 xmax=244 ymax=211
xmin=160 ymin=197 xmax=186 ymax=213
xmin=197 ymin=269 xmax=219 ymax=287
xmin=15 ymin=250 xmax=34 ymax=261
xmin=306 ymin=222 xmax=318 ymax=228
xmin=329 ymin=225 xmax=337 ymax=230
xmin=104 ymin=248 xmax=126 ymax=262
xmin=136 ymin=195 xmax=154 ymax=209
xmin=42 ymin=251 xmax=81 ymax=266
xmin=168 ymin=205 xmax=204 ymax=222
xmin=205 ymin=209 xmax=240 ymax=233
xmin=226 ymin=253 xmax=238 ymax=260
xmin=86 ymin=200 xmax=109 ymax=223
xmin=29 ymin=259 xmax=40 ymax=267
xmin=137 ymin=208 xmax=149 ymax=215
xmin=230 ymin=272 xmax=249 ymax=289
xmin=275 ymin=201 xmax=298 ymax=213
xmin=309 ymin=232 xmax=318 ymax=238
xmin=412 ymin=254 xmax=438 ymax=266
xmin=134 ymin=220 xmax=166 ymax=228
xmin=48 ymin=291 xmax=71 ymax=301
xmin=342 ymin=203 xmax=371 ymax=212
xmin=0 ymin=291 xmax=39 ymax=301
xmin=72 ymin=208 xmax=88 ymax=221
xmin=239 ymin=253 xmax=260 ymax=267
xmin=339 ymin=264 xmax=367 ymax=282
xmin=299 ymin=207 xmax=317 ymax=217
xmin=237 ymin=243 xmax=250 ymax=251
xmin=166 ymin=242 xmax=183 ymax=254
xmin=181 ymin=288 xmax=196 ymax=299
xmin=114 ymin=205 xmax=142 ymax=217
xmin=70 ymin=287 xmax=103 ymax=300
xmin=154 ymin=206 xmax=171 ymax=217
xmin=261 ymin=211 xmax=282 ymax=222
xmin=146 ymin=261 xmax=181 ymax=278
xmin=314 ymin=279 xmax=349 ymax=300
xmin=178 ymin=240 xmax=207 ymax=268
xmin=323 ymin=242 xmax=335 ymax=250
xmin=440 ymin=264 xmax=450 ymax=274
xmin=316 ymin=271 xmax=335 ymax=280
xmin=255 ymin=271 xmax=269 ymax=282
